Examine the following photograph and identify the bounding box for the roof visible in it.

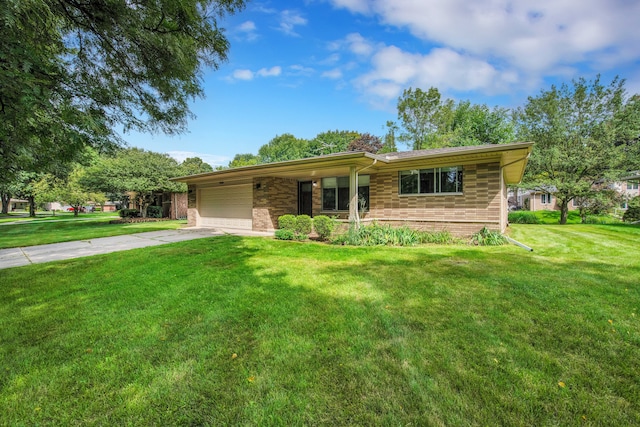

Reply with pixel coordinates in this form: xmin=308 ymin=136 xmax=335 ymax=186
xmin=173 ymin=141 xmax=534 ymax=185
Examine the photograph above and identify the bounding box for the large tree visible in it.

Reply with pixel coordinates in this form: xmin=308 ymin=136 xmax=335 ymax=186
xmin=517 ymin=76 xmax=640 ymax=224
xmin=1 ymin=0 xmax=245 ymax=188
xmin=258 ymin=134 xmax=310 ymax=163
xmin=396 ymin=87 xmax=515 ymax=149
xmin=82 ymin=148 xmax=185 ymax=217
xmin=308 ymin=130 xmax=360 ymax=156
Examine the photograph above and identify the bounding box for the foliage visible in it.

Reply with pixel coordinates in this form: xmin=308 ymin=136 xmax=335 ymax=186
xmin=294 ymin=214 xmax=312 ymax=235
xmin=277 ymin=214 xmax=297 ymax=231
xmin=332 ymin=223 xmax=456 ymax=246
xmin=574 ymin=189 xmax=621 ymax=223
xmin=228 ymin=153 xmax=261 ymax=168
xmin=258 ymin=134 xmax=310 ymax=163
xmin=146 ymin=206 xmax=163 ymax=218
xmin=82 ymin=148 xmax=184 ymax=217
xmin=379 ymin=121 xmax=399 ymax=154
xmin=119 ymin=209 xmax=140 ymax=218
xmin=517 ymin=76 xmax=640 ymax=224
xmin=312 ymin=215 xmax=337 ymax=240
xmin=308 ymin=130 xmax=360 ymax=156
xmin=469 ymin=227 xmax=508 ymax=246
xmin=0 ymin=0 xmax=246 ymax=191
xmin=397 ymin=87 xmax=516 ymax=150
xmin=274 ymin=229 xmax=295 ymax=240
xmin=623 ymin=206 xmax=640 ymax=222
xmin=508 ymin=211 xmax=541 ymax=224
xmin=347 ymin=133 xmax=383 ymax=153
xmin=178 ymin=157 xmax=214 ymax=176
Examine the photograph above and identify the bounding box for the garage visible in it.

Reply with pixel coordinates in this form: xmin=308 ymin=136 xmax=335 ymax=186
xmin=199 ymin=184 xmax=253 ymax=229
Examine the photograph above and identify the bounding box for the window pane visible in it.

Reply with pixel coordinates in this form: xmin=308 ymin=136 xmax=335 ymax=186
xmin=358 ymin=175 xmax=370 ymax=186
xmin=400 ymin=170 xmax=419 ymax=194
xmin=440 ymin=167 xmax=458 ymax=193
xmin=322 ymin=177 xmax=337 ymax=188
xmin=457 ymin=168 xmax=463 ymax=192
xmin=337 ymin=177 xmax=350 ymax=210
xmin=358 ymin=186 xmax=370 ymax=211
xmin=322 ymin=188 xmax=336 ymax=210
xmin=420 ymin=169 xmax=435 ymax=193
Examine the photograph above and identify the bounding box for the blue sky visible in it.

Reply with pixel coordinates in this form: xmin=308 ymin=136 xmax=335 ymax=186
xmin=126 ymin=0 xmax=640 ymax=167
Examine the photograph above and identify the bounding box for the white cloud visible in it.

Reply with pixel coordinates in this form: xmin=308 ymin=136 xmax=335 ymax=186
xmin=290 ymin=64 xmax=315 ymax=76
xmin=236 ymin=20 xmax=258 ymax=41
xmin=232 ymin=69 xmax=254 ymax=81
xmin=278 ymin=10 xmax=308 ymax=36
xmin=167 ymin=151 xmax=230 ymax=167
xmin=322 ymin=68 xmax=343 ymax=79
xmin=330 ymin=0 xmax=640 ymax=81
xmin=257 ymin=66 xmax=282 ymax=77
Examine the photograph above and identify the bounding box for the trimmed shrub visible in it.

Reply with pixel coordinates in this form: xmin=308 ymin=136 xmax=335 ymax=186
xmin=275 ymin=229 xmax=295 ymax=240
xmin=470 ymin=227 xmax=507 ymax=246
xmin=118 ymin=208 xmax=140 ymax=218
xmin=295 ymin=215 xmax=313 ymax=235
xmin=313 ymin=215 xmax=337 ymax=240
xmin=623 ymin=206 xmax=640 ymax=222
xmin=508 ymin=211 xmax=539 ymax=224
xmin=278 ymin=214 xmax=297 ymax=230
xmin=146 ymin=206 xmax=162 ymax=218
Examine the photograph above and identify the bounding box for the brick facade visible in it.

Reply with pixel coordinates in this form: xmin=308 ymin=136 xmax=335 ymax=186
xmin=187 ymin=184 xmax=198 ymax=227
xmin=252 ymin=177 xmax=298 ymax=231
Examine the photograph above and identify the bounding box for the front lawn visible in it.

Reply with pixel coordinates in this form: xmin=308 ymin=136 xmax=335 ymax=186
xmin=1 ymin=225 xmax=639 ymax=425
xmin=0 ymin=216 xmax=186 ymax=249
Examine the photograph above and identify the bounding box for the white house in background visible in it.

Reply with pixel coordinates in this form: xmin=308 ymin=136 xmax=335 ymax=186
xmin=614 ymin=173 xmax=640 ymax=209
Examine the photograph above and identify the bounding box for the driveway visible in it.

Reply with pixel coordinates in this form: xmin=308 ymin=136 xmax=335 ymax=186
xmin=0 ymin=228 xmax=274 ymax=270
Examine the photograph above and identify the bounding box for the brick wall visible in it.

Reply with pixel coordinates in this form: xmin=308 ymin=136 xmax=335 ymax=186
xmin=187 ymin=184 xmax=197 ymax=227
xmin=253 ymin=177 xmax=298 ymax=231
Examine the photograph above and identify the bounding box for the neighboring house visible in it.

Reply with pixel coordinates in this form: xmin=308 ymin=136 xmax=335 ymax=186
xmin=173 ymin=142 xmax=533 ymax=236
xmin=9 ymin=199 xmax=29 ymax=211
xmin=613 ymin=173 xmax=640 ymax=209
xmin=127 ymin=191 xmax=187 ymax=219
xmin=514 ymin=190 xmax=579 ymax=212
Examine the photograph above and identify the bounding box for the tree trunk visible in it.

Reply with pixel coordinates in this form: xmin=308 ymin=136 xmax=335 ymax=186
xmin=74 ymin=204 xmax=80 ymax=217
xmin=559 ymin=199 xmax=569 ymax=224
xmin=1 ymin=193 xmax=10 ymax=214
xmin=28 ymin=196 xmax=36 ymax=218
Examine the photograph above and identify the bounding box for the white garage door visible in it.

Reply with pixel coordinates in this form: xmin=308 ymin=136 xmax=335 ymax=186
xmin=199 ymin=185 xmax=253 ymax=229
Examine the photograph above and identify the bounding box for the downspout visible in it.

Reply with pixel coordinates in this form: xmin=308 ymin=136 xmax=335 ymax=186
xmin=350 ymin=158 xmax=378 ymax=228
xmin=500 ymin=154 xmax=531 ymax=232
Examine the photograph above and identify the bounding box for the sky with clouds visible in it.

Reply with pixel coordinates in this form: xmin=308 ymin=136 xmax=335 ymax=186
xmin=125 ymin=0 xmax=640 ymax=167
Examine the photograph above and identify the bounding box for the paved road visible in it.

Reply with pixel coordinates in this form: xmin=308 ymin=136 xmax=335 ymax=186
xmin=0 ymin=228 xmax=273 ymax=270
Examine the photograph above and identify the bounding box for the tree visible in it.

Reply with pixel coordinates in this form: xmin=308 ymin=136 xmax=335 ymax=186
xmin=1 ymin=0 xmax=246 ymax=186
xmin=258 ymin=134 xmax=310 ymax=163
xmin=397 ymin=87 xmax=447 ymax=149
xmin=228 ymin=153 xmax=260 ymax=168
xmin=379 ymin=121 xmax=399 ymax=154
xmin=308 ymin=130 xmax=360 ymax=156
xmin=347 ymin=133 xmax=383 ymax=153
xmin=179 ymin=157 xmax=214 ymax=176
xmin=517 ymin=76 xmax=640 ymax=224
xmin=397 ymin=87 xmax=515 ymax=149
xmin=82 ymin=148 xmax=185 ymax=217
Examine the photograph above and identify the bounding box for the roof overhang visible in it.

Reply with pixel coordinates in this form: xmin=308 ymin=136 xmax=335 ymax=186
xmin=172 ymin=141 xmax=534 ymax=185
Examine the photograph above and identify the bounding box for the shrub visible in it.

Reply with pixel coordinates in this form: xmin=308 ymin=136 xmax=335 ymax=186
xmin=295 ymin=215 xmax=312 ymax=235
xmin=118 ymin=209 xmax=139 ymax=218
xmin=623 ymin=206 xmax=640 ymax=222
xmin=332 ymin=223 xmax=425 ymax=246
xmin=313 ymin=215 xmax=337 ymax=240
xmin=419 ymin=230 xmax=458 ymax=244
xmin=275 ymin=229 xmax=295 ymax=240
xmin=470 ymin=227 xmax=507 ymax=246
xmin=146 ymin=206 xmax=162 ymax=218
xmin=508 ymin=211 xmax=539 ymax=224
xmin=278 ymin=214 xmax=297 ymax=230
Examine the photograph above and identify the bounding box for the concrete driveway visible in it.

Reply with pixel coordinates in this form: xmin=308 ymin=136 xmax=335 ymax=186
xmin=0 ymin=228 xmax=273 ymax=270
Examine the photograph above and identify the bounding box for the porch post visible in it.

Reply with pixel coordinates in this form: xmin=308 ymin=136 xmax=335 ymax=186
xmin=348 ymin=166 xmax=359 ymax=225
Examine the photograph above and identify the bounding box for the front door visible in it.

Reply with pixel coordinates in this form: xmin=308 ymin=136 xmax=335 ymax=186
xmin=298 ymin=181 xmax=313 ymax=216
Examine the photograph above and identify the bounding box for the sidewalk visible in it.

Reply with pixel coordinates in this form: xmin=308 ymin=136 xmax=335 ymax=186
xmin=0 ymin=228 xmax=274 ymax=270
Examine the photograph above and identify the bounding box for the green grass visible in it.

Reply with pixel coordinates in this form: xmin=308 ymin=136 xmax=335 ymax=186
xmin=510 ymin=209 xmax=622 ymax=225
xmin=1 ymin=224 xmax=639 ymax=425
xmin=0 ymin=216 xmax=186 ymax=249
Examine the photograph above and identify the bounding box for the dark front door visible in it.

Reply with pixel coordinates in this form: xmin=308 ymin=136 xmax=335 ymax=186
xmin=298 ymin=181 xmax=313 ymax=216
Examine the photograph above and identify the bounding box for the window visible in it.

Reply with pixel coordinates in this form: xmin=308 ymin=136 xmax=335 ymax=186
xmin=628 ymin=181 xmax=639 ymax=190
xmin=399 ymin=166 xmax=463 ymax=195
xmin=322 ymin=175 xmax=369 ymax=211
xmin=541 ymin=193 xmax=553 ymax=204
